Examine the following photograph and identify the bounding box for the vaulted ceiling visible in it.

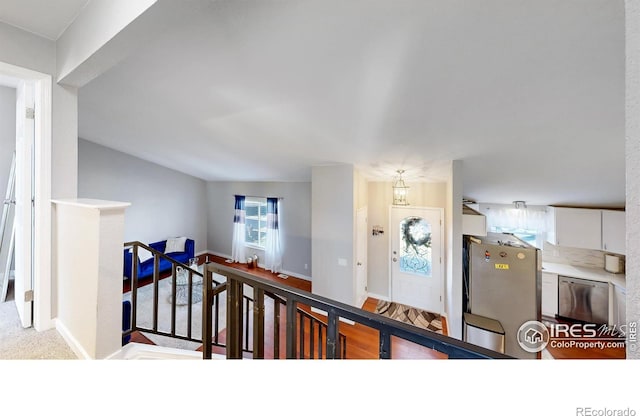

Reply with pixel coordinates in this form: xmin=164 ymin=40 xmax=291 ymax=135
xmin=4 ymin=0 xmax=628 ymax=207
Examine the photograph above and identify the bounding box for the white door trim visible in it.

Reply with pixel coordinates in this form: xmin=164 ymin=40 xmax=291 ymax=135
xmin=355 ymin=206 xmax=368 ymax=308
xmin=0 ymin=61 xmax=53 ymax=331
xmin=388 ymin=205 xmax=444 ymax=313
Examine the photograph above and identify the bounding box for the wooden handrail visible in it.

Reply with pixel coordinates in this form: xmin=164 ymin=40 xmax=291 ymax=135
xmin=124 ymin=241 xmax=509 ymax=359
xmin=202 ymin=262 xmax=512 ymax=359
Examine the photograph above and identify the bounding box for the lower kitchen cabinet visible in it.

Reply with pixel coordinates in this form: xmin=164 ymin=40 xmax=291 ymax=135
xmin=611 ymin=284 xmax=626 ymax=331
xmin=541 ymin=272 xmax=558 ymax=318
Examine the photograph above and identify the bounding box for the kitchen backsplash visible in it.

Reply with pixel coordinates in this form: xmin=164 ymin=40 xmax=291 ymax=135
xmin=542 ymin=241 xmax=625 ymax=271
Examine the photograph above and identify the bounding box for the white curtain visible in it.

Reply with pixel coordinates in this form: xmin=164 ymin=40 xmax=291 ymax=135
xmin=264 ymin=197 xmax=283 ymax=273
xmin=231 ymin=195 xmax=247 ymax=263
xmin=482 ymin=203 xmax=547 ymax=247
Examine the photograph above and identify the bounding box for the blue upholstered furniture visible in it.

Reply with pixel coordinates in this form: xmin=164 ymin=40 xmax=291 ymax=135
xmin=122 ymin=300 xmax=131 ymax=345
xmin=123 ymin=239 xmax=195 ymax=280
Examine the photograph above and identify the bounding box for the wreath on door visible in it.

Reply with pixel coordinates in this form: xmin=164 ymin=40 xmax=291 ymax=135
xmin=402 ymin=217 xmax=432 ymax=255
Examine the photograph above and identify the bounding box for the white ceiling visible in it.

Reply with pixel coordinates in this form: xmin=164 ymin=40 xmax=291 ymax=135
xmin=71 ymin=0 xmax=625 ymax=207
xmin=0 ymin=0 xmax=89 ymax=40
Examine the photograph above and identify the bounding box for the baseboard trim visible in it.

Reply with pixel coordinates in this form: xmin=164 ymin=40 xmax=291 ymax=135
xmin=206 ymin=251 xmax=233 ymax=262
xmin=204 ymin=251 xmax=312 ymax=281
xmin=54 ymin=318 xmax=88 ymax=360
xmin=279 ymin=269 xmax=311 ymax=281
xmin=440 ymin=311 xmax=451 ymax=336
xmin=368 ymin=292 xmax=390 ymax=302
xmin=310 ymin=307 xmax=355 ymax=325
xmin=107 ymin=343 xmax=208 ymax=360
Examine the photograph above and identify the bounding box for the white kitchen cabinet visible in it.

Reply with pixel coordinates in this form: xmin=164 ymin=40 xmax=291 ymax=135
xmin=546 ymin=207 xmax=602 ymax=250
xmin=541 ymin=272 xmax=558 ymax=317
xmin=611 ymin=284 xmax=626 ymax=331
xmin=462 ymin=204 xmax=487 ymax=236
xmin=602 ymin=210 xmax=625 ymax=255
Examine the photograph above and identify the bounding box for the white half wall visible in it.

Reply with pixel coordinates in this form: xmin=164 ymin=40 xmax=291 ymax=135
xmin=53 ymin=199 xmax=130 ymax=359
xmin=206 ymin=181 xmax=311 ymax=278
xmin=78 ymin=139 xmax=207 ymax=253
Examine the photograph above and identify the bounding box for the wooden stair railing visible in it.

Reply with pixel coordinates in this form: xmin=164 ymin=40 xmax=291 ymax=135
xmin=123 ymin=241 xmax=224 ymax=346
xmin=123 ymin=242 xmax=345 ymax=357
xmin=202 ymin=262 xmax=513 ymax=360
xmin=124 ymin=242 xmax=510 ymax=359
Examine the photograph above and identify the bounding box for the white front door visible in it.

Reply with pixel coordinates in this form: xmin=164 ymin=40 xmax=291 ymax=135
xmin=390 ymin=206 xmax=443 ymax=313
xmin=355 ymin=207 xmax=368 ymax=308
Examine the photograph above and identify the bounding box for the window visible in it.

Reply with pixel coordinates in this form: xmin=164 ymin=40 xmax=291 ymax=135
xmin=245 ymin=197 xmax=267 ymax=248
xmin=481 ymin=204 xmax=547 ymax=248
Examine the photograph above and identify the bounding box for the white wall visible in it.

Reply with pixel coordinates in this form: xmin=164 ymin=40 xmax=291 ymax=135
xmin=446 ymin=160 xmax=463 ymax=340
xmin=366 ymin=181 xmax=447 ymax=299
xmin=0 ymin=21 xmax=78 ymax=201
xmin=78 ymin=139 xmax=208 ymax=253
xmin=0 ymin=22 xmax=56 ymax=76
xmin=206 ymin=181 xmax=311 ymax=278
xmin=625 ymin=0 xmax=640 ymax=359
xmin=0 ymin=21 xmax=78 ymax=330
xmin=56 ymin=0 xmax=157 ymax=83
xmin=0 ymin=85 xmax=16 ymax=200
xmin=312 ymin=164 xmax=355 ymax=306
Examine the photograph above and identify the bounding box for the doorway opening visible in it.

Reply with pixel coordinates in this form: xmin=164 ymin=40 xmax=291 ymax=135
xmin=0 ymin=61 xmax=53 ymax=332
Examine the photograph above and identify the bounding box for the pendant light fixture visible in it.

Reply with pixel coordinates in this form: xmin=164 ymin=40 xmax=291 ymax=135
xmin=392 ymin=169 xmax=409 ymax=206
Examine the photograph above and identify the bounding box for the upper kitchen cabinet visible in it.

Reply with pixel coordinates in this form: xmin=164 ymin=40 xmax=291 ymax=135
xmin=462 ymin=204 xmax=487 ymax=236
xmin=546 ymin=207 xmax=602 ymax=250
xmin=602 ymin=210 xmax=625 ymax=255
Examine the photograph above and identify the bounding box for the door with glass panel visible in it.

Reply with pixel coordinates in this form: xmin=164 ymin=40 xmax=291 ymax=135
xmin=390 ymin=206 xmax=443 ymax=313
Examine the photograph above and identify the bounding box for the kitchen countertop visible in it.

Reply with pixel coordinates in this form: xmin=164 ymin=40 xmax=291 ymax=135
xmin=542 ymin=262 xmax=626 ymax=290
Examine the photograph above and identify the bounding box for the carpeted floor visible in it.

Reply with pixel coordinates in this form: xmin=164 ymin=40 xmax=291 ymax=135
xmin=0 ymin=280 xmax=77 ymax=359
xmin=374 ymin=300 xmax=443 ymax=334
xmin=122 ymin=273 xmax=250 ymax=351
xmin=123 ymin=277 xmax=211 ymax=350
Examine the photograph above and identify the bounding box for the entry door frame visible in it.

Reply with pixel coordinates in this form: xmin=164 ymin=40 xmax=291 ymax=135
xmin=0 ymin=61 xmax=53 ymax=331
xmin=355 ymin=206 xmax=368 ymax=308
xmin=388 ymin=205 xmax=444 ymax=313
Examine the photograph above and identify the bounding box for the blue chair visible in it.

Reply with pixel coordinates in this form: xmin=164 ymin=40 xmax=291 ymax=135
xmin=122 ymin=300 xmax=132 ymax=345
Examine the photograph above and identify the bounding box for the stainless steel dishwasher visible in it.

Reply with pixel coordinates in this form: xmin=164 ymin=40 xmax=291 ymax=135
xmin=558 ymin=276 xmax=609 ymax=324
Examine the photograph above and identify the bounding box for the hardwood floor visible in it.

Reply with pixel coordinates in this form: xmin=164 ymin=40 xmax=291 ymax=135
xmin=197 ymin=254 xmax=447 ymax=359
xmin=129 ymin=253 xmax=447 ymax=359
xmin=126 ymin=253 xmax=622 ymax=359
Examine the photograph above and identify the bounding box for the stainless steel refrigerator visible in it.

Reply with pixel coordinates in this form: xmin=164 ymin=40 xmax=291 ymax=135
xmin=463 ymin=232 xmax=541 ymax=359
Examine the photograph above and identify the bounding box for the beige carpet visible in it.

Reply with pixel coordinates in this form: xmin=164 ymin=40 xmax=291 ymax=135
xmin=123 ymin=277 xmax=213 ymax=350
xmin=0 ymin=280 xmax=76 ymax=359
xmin=374 ymin=300 xmax=443 ymax=334
xmin=123 ymin=274 xmax=252 ymax=351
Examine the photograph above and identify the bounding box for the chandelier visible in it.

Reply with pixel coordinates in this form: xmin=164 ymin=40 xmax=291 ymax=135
xmin=392 ymin=169 xmax=409 ymax=206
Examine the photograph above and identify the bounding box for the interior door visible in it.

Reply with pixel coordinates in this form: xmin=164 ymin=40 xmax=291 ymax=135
xmin=355 ymin=207 xmax=368 ymax=308
xmin=0 ymin=153 xmax=16 ymax=302
xmin=390 ymin=206 xmax=443 ymax=313
xmin=13 ymin=81 xmax=33 ymax=328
